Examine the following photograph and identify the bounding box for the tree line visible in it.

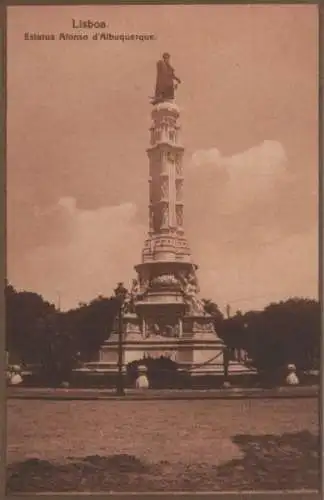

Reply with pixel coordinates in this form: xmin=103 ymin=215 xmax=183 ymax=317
xmin=203 ymin=298 xmax=320 ymax=380
xmin=5 ymin=282 xmax=320 ymax=385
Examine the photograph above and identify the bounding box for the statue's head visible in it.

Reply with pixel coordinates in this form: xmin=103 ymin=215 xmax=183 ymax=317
xmin=162 ymin=52 xmax=170 ymax=62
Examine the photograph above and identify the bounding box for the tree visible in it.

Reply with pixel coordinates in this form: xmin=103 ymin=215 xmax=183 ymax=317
xmin=203 ymin=297 xmax=320 ymax=381
xmin=238 ymin=298 xmax=320 ymax=379
xmin=260 ymin=298 xmax=320 ymax=371
xmin=5 ymin=283 xmax=56 ymax=365
xmin=60 ymin=295 xmax=119 ymax=361
xmin=202 ymin=299 xmax=225 ymax=331
xmin=33 ymin=312 xmax=80 ymax=386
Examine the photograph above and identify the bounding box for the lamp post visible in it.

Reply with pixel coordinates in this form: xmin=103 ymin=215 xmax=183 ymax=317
xmin=223 ymin=346 xmax=230 ymax=386
xmin=114 ymin=282 xmax=128 ymax=396
xmin=223 ymin=303 xmax=231 ymax=387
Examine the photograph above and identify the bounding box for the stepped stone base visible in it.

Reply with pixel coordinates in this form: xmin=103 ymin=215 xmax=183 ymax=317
xmin=85 ymin=313 xmax=256 ymax=378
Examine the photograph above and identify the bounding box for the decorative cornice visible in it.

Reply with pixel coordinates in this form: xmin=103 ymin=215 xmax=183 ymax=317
xmin=146 ymin=143 xmax=184 ymax=153
xmin=152 ymin=101 xmax=180 ymax=115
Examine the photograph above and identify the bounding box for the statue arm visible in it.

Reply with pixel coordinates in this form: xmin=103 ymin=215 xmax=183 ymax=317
xmin=170 ymin=65 xmax=181 ymax=83
xmin=173 ymin=73 xmax=181 ymax=84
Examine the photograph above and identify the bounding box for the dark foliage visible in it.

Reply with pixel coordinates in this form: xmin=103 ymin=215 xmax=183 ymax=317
xmin=59 ymin=296 xmax=119 ymax=362
xmin=204 ymin=297 xmax=321 ymax=380
xmin=6 ymin=283 xmax=119 ymax=385
xmin=5 ymin=283 xmax=56 ymax=365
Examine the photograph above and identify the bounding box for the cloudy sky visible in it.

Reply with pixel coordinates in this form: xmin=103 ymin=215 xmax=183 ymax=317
xmin=7 ymin=4 xmax=318 ymax=312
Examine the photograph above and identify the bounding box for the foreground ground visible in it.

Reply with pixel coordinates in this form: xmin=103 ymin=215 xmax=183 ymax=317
xmin=7 ymin=398 xmax=319 ymax=492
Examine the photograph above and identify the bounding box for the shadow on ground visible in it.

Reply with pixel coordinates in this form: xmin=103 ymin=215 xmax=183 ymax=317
xmin=216 ymin=431 xmax=319 ymax=491
xmin=7 ymin=431 xmax=320 ymax=492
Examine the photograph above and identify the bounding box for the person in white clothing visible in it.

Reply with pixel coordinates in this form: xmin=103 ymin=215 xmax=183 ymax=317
xmin=8 ymin=365 xmax=23 ymax=386
xmin=286 ymin=364 xmax=299 ymax=386
xmin=135 ymin=365 xmax=149 ymax=389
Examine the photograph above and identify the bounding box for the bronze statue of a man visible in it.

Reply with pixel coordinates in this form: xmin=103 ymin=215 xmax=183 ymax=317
xmin=152 ymin=53 xmax=181 ymax=104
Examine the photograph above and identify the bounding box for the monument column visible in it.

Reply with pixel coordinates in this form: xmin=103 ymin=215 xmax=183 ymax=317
xmin=147 ymin=103 xmax=185 ymax=234
xmin=95 ymin=53 xmax=237 ymax=381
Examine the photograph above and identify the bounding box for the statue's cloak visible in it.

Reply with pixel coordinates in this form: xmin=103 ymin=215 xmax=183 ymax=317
xmin=155 ymin=59 xmax=176 ymax=100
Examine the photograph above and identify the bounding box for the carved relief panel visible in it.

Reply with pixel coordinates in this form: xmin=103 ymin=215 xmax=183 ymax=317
xmin=137 ymin=270 xmax=150 ymax=295
xmin=153 ymin=206 xmax=167 ymax=232
xmin=175 ymin=155 xmax=183 ymax=175
xmin=149 ymin=207 xmax=154 ymax=232
xmin=176 ymin=205 xmax=183 ymax=227
xmin=161 ymin=205 xmax=169 ymax=228
xmin=166 ymin=151 xmax=175 ymax=164
xmin=168 ymin=129 xmax=176 ymax=142
xmin=160 ymin=151 xmax=167 ymax=174
xmin=155 ymin=128 xmax=162 ymax=142
xmin=145 ymin=317 xmax=180 ymax=338
xmin=160 ymin=179 xmax=169 ymax=200
xmin=176 ymin=179 xmax=183 ymax=201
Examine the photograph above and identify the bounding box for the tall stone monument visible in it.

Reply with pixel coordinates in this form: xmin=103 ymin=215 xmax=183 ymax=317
xmin=88 ymin=54 xmax=229 ymax=378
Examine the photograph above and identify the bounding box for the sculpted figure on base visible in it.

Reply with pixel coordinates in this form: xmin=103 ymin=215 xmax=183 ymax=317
xmin=125 ymin=278 xmax=141 ymax=313
xmin=179 ymin=270 xmax=205 ymax=315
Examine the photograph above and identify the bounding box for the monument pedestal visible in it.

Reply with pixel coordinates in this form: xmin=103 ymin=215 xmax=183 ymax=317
xmin=87 ymin=312 xmax=228 ymax=377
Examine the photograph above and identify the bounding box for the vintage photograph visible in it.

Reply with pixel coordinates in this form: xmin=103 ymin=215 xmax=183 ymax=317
xmin=6 ymin=4 xmax=320 ymax=494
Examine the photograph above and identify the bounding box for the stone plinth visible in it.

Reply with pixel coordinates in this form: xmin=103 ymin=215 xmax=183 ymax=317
xmin=90 ymin=312 xmax=226 ymax=376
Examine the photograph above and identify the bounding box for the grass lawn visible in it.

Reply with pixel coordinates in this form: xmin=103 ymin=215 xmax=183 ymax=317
xmin=6 ymin=398 xmax=319 ymax=492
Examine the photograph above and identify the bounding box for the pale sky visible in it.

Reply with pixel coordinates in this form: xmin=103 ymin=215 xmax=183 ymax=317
xmin=7 ymin=4 xmax=319 ymax=313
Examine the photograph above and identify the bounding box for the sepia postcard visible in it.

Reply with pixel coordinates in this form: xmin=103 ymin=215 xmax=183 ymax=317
xmin=4 ymin=3 xmax=321 ymax=497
